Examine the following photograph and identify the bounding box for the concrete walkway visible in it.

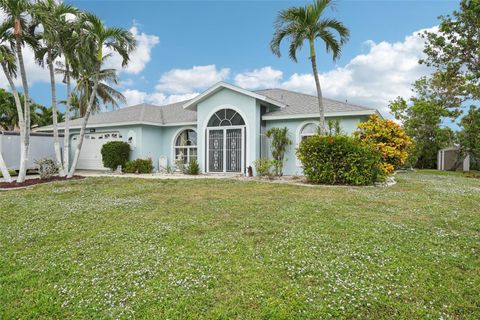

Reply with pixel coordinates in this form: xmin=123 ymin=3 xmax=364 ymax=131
xmin=75 ymin=170 xmax=244 ymax=180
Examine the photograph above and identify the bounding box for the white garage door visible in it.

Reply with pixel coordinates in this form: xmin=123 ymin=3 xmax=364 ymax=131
xmin=71 ymin=132 xmax=122 ymax=170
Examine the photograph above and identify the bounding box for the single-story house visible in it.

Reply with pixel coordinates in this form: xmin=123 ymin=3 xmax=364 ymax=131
xmin=38 ymin=82 xmax=380 ymax=175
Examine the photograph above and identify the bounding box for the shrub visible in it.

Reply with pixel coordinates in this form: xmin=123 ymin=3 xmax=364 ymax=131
xmin=175 ymin=159 xmax=186 ymax=173
xmin=297 ymin=135 xmax=383 ymax=185
xmin=101 ymin=141 xmax=131 ymax=170
xmin=0 ymin=169 xmax=16 ymax=178
xmin=253 ymin=159 xmax=275 ymax=178
xmin=186 ymin=159 xmax=200 ymax=175
xmin=355 ymin=114 xmax=413 ymax=175
xmin=123 ymin=158 xmax=153 ymax=174
xmin=266 ymin=127 xmax=292 ymax=176
xmin=34 ymin=158 xmax=58 ymax=179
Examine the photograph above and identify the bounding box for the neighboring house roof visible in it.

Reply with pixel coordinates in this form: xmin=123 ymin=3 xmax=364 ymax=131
xmin=258 ymin=88 xmax=378 ymax=119
xmin=37 ymin=84 xmax=378 ymax=131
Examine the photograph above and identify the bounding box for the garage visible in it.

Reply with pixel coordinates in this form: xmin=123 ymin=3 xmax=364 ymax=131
xmin=71 ymin=132 xmax=122 ymax=170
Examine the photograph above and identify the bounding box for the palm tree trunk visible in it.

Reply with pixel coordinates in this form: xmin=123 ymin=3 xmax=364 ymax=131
xmin=15 ymin=37 xmax=30 ymax=183
xmin=1 ymin=62 xmax=24 ymax=128
xmin=67 ymin=64 xmax=100 ymax=178
xmin=0 ymin=151 xmax=12 ymax=183
xmin=63 ymin=62 xmax=71 ymax=171
xmin=309 ymin=39 xmax=326 ymax=134
xmin=48 ymin=49 xmax=65 ymax=176
xmin=1 ymin=63 xmax=23 ymax=185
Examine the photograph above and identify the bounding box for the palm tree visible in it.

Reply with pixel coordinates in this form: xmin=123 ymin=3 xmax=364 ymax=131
xmin=0 ymin=0 xmax=38 ymax=183
xmin=57 ymin=14 xmax=83 ymax=172
xmin=31 ymin=0 xmax=78 ymax=176
xmin=270 ymin=0 xmax=349 ymax=133
xmin=67 ymin=13 xmax=135 ymax=178
xmin=57 ymin=62 xmax=126 ymax=117
xmin=34 ymin=105 xmax=64 ymax=127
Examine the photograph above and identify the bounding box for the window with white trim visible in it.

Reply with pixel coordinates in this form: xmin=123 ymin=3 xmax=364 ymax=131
xmin=174 ymin=129 xmax=197 ymax=164
xmin=299 ymin=123 xmax=319 ymax=141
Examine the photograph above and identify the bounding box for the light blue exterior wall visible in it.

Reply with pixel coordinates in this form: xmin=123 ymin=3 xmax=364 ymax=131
xmin=265 ymin=116 xmax=370 ymax=175
xmin=67 ymin=125 xmax=144 ymax=165
xmin=195 ymin=88 xmax=262 ymax=174
xmin=156 ymin=125 xmax=197 ymax=169
xmin=61 ymin=89 xmax=371 ymax=175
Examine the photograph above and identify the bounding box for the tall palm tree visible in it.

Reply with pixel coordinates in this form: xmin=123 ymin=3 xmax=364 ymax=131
xmin=57 ymin=61 xmax=126 ymax=117
xmin=67 ymin=13 xmax=135 ymax=178
xmin=271 ymin=0 xmax=349 ymax=133
xmin=0 ymin=0 xmax=38 ymax=182
xmin=31 ymin=0 xmax=78 ymax=176
xmin=57 ymin=13 xmax=83 ymax=172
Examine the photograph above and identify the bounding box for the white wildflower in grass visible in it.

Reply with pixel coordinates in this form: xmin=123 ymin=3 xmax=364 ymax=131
xmin=0 ymin=172 xmax=479 ymax=318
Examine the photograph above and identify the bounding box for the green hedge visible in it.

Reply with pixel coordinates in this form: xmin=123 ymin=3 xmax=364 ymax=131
xmin=297 ymin=135 xmax=383 ymax=185
xmin=101 ymin=141 xmax=131 ymax=170
xmin=123 ymin=158 xmax=154 ymax=174
xmin=0 ymin=169 xmax=16 ymax=178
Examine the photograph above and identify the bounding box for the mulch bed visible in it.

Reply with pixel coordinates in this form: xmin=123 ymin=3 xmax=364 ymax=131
xmin=0 ymin=176 xmax=84 ymax=190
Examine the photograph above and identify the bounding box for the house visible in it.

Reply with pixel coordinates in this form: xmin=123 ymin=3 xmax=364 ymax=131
xmin=38 ymin=82 xmax=380 ymax=175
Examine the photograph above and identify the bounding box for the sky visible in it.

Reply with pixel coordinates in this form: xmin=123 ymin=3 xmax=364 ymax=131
xmin=1 ymin=0 xmax=461 ymax=118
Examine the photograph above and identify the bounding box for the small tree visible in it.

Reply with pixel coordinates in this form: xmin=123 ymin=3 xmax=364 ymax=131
xmin=355 ymin=114 xmax=412 ymax=175
xmin=458 ymin=106 xmax=480 ymax=169
xmin=327 ymin=119 xmax=341 ymax=135
xmin=266 ymin=127 xmax=292 ymax=176
xmin=100 ymin=141 xmax=130 ymax=171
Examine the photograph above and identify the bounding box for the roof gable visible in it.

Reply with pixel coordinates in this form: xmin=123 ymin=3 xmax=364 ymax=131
xmin=182 ymin=82 xmax=287 ymax=111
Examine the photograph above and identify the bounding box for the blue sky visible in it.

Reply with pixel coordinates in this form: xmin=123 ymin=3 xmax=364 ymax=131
xmin=4 ymin=0 xmax=460 ymax=116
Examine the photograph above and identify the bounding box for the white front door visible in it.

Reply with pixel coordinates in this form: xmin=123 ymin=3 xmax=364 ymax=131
xmin=71 ymin=132 xmax=122 ymax=170
xmin=207 ymin=127 xmax=244 ymax=173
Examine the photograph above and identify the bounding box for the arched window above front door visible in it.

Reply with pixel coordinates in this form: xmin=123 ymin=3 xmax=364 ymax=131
xmin=207 ymin=108 xmax=245 ymax=127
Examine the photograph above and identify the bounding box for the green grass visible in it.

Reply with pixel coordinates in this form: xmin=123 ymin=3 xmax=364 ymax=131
xmin=1 ymin=170 xmax=479 ymax=319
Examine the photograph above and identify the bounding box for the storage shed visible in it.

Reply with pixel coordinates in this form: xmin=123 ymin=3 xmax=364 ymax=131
xmin=437 ymin=146 xmax=470 ymax=172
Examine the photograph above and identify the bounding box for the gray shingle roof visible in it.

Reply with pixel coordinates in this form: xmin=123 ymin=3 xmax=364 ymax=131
xmin=43 ymin=101 xmax=197 ymax=130
xmin=39 ymin=87 xmax=375 ymax=131
xmin=257 ymin=88 xmax=373 ymax=117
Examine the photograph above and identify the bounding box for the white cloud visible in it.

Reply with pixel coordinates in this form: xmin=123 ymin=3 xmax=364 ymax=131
xmin=0 ymin=45 xmax=62 ymax=91
xmin=107 ymin=25 xmax=159 ymax=75
xmin=147 ymin=92 xmax=199 ymax=105
xmin=234 ymin=66 xmax=283 ymax=90
xmin=233 ymin=27 xmax=435 ymax=114
xmin=122 ymin=89 xmax=199 ymax=106
xmin=122 ymin=89 xmax=148 ymax=106
xmin=155 ymin=65 xmax=230 ymax=94
xmin=120 ymin=64 xmax=228 ymax=106
xmin=119 ymin=27 xmax=435 ymax=114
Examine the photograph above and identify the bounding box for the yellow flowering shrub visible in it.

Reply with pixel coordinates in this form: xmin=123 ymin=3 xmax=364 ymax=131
xmin=354 ymin=114 xmax=413 ymax=175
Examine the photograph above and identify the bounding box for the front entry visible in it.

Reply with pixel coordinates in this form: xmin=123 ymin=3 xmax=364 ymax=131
xmin=206 ymin=108 xmax=246 ymax=173
xmin=207 ymin=128 xmax=244 ymax=173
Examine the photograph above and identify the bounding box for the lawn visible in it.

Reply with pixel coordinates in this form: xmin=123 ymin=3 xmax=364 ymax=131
xmin=0 ymin=171 xmax=479 ymax=319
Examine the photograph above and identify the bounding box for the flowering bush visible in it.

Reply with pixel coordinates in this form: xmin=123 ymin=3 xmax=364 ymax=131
xmin=297 ymin=135 xmax=383 ymax=185
xmin=355 ymin=114 xmax=412 ymax=175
